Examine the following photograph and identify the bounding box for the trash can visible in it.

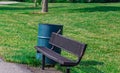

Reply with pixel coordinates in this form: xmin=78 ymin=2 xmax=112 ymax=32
xmin=36 ymin=24 xmax=63 ymax=65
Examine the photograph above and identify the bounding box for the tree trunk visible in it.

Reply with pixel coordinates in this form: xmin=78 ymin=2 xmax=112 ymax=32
xmin=34 ymin=0 xmax=37 ymax=7
xmin=41 ymin=0 xmax=48 ymax=13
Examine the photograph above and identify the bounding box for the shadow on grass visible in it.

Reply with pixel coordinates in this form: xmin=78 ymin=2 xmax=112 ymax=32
xmin=72 ymin=60 xmax=104 ymax=73
xmin=73 ymin=66 xmax=104 ymax=73
xmin=0 ymin=6 xmax=66 ymax=11
xmin=80 ymin=60 xmax=104 ymax=66
xmin=49 ymin=6 xmax=67 ymax=9
xmin=0 ymin=6 xmax=40 ymax=11
xmin=66 ymin=6 xmax=120 ymax=13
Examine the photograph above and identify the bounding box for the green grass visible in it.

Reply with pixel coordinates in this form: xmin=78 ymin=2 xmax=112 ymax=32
xmin=0 ymin=2 xmax=120 ymax=73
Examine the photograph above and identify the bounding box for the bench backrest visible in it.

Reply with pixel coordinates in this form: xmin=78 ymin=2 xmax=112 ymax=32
xmin=49 ymin=33 xmax=87 ymax=57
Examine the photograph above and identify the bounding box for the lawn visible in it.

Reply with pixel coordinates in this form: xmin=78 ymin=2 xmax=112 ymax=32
xmin=0 ymin=2 xmax=120 ymax=73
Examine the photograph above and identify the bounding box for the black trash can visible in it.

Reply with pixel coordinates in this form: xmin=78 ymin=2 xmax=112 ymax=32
xmin=36 ymin=24 xmax=63 ymax=65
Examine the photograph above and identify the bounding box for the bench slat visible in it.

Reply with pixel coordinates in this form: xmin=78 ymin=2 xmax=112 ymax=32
xmin=49 ymin=33 xmax=87 ymax=57
xmin=35 ymin=46 xmax=76 ymax=66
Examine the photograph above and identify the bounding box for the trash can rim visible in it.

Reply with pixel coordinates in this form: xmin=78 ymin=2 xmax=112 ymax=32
xmin=38 ymin=23 xmax=63 ymax=27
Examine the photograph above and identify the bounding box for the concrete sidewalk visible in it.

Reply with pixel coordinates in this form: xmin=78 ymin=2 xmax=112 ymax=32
xmin=0 ymin=58 xmax=62 ymax=73
xmin=0 ymin=1 xmax=19 ymax=5
xmin=0 ymin=59 xmax=32 ymax=73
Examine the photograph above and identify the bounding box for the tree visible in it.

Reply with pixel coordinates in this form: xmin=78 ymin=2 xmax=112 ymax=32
xmin=34 ymin=0 xmax=41 ymax=7
xmin=41 ymin=0 xmax=48 ymax=13
xmin=34 ymin=0 xmax=37 ymax=7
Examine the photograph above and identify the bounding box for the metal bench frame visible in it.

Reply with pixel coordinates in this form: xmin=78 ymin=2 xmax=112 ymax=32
xmin=35 ymin=32 xmax=87 ymax=73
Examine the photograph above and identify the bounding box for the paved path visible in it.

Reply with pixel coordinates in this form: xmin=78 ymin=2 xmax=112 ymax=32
xmin=0 ymin=58 xmax=33 ymax=73
xmin=0 ymin=58 xmax=62 ymax=73
xmin=0 ymin=1 xmax=19 ymax=5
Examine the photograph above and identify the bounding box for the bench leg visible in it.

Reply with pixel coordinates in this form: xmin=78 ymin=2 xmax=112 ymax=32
xmin=66 ymin=67 xmax=70 ymax=73
xmin=42 ymin=54 xmax=45 ymax=70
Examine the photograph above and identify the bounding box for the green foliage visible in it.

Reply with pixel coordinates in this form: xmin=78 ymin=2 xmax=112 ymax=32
xmin=1 ymin=0 xmax=119 ymax=2
xmin=24 ymin=0 xmax=33 ymax=2
xmin=54 ymin=0 xmax=66 ymax=2
xmin=0 ymin=2 xmax=120 ymax=73
xmin=0 ymin=0 xmax=13 ymax=1
xmin=92 ymin=0 xmax=106 ymax=3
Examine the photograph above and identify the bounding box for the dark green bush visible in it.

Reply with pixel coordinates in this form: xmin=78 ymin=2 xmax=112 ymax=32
xmin=55 ymin=0 xmax=66 ymax=2
xmin=0 ymin=0 xmax=13 ymax=1
xmin=24 ymin=0 xmax=33 ymax=2
xmin=1 ymin=0 xmax=119 ymax=3
xmin=92 ymin=0 xmax=106 ymax=3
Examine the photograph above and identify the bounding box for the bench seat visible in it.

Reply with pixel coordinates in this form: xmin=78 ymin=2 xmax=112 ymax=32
xmin=35 ymin=46 xmax=76 ymax=66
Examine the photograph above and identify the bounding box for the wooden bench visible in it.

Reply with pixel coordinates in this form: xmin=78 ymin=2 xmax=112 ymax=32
xmin=35 ymin=32 xmax=87 ymax=73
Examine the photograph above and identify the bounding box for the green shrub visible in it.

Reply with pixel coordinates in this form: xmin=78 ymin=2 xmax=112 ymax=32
xmin=0 ymin=0 xmax=13 ymax=1
xmin=1 ymin=0 xmax=119 ymax=2
xmin=24 ymin=0 xmax=33 ymax=2
xmin=55 ymin=0 xmax=66 ymax=3
xmin=92 ymin=0 xmax=106 ymax=3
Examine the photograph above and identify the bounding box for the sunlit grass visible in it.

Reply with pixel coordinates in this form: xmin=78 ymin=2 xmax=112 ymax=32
xmin=0 ymin=2 xmax=120 ymax=73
